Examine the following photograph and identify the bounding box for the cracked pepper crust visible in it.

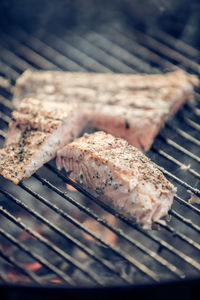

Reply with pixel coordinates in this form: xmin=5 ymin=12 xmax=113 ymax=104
xmin=57 ymin=131 xmax=176 ymax=229
xmin=0 ymin=98 xmax=87 ymax=184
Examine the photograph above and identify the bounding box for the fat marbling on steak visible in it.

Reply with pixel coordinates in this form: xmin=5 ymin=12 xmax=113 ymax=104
xmin=13 ymin=69 xmax=198 ymax=151
xmin=0 ymin=98 xmax=88 ymax=184
xmin=56 ymin=131 xmax=176 ymax=229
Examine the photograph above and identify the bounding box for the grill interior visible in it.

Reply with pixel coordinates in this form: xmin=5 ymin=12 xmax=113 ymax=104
xmin=0 ymin=19 xmax=199 ymax=290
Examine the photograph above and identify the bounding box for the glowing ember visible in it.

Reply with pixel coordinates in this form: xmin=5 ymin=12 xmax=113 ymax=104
xmin=50 ymin=279 xmax=62 ymax=284
xmin=83 ymin=215 xmax=117 ymax=246
xmin=7 ymin=271 xmax=30 ymax=284
xmin=66 ymin=183 xmax=77 ymax=191
xmin=17 ymin=231 xmax=30 ymax=242
xmin=1 ymin=244 xmax=9 ymax=255
xmin=7 ymin=271 xmax=20 ymax=283
xmin=66 ymin=178 xmax=77 ymax=191
xmin=22 ymin=262 xmax=42 ymax=272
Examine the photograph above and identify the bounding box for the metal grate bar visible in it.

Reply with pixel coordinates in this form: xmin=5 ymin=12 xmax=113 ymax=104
xmin=152 ymin=146 xmax=200 ymax=181
xmin=0 ymin=77 xmax=13 ymax=94
xmin=158 ymin=165 xmax=200 ymax=197
xmin=0 ymin=111 xmax=10 ymax=124
xmin=0 ymin=43 xmax=35 ymax=72
xmin=1 ymin=32 xmax=59 ymax=71
xmin=3 ymin=27 xmax=132 ymax=74
xmin=185 ymin=103 xmax=200 ymax=120
xmin=159 ymin=134 xmax=200 ymax=164
xmin=108 ymin=24 xmax=179 ymax=70
xmin=11 ymin=28 xmax=87 ymax=72
xmin=0 ymin=190 xmax=126 ymax=286
xmin=195 ymin=93 xmax=200 ymax=104
xmin=166 ymin=124 xmax=200 ymax=147
xmin=0 ymin=229 xmax=75 ymax=286
xmin=0 ymin=270 xmax=10 ymax=284
xmin=149 ymin=29 xmax=200 ymax=60
xmin=146 ymin=232 xmax=200 ymax=272
xmin=0 ymin=61 xmax=19 ymax=81
xmin=184 ymin=117 xmax=200 ymax=131
xmin=170 ymin=210 xmax=200 ymax=232
xmin=84 ymin=31 xmax=158 ymax=74
xmin=174 ymin=194 xmax=200 ymax=215
xmin=37 ymin=31 xmax=111 ymax=73
xmin=195 ymin=108 xmax=200 ymax=117
xmin=0 ymin=95 xmax=13 ymax=110
xmin=0 ymin=246 xmax=41 ymax=285
xmin=0 ymin=130 xmax=6 ymax=138
xmin=160 ymin=223 xmax=200 ymax=251
xmin=100 ymin=26 xmax=175 ymax=70
xmin=126 ymin=27 xmax=200 ymax=73
xmin=30 ymin=173 xmax=184 ymax=279
xmin=53 ymin=32 xmax=136 ymax=73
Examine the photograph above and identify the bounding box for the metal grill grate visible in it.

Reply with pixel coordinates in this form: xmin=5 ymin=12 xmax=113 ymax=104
xmin=0 ymin=22 xmax=199 ymax=288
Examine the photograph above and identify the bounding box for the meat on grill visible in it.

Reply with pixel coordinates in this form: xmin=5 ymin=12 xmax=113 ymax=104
xmin=0 ymin=98 xmax=87 ymax=184
xmin=56 ymin=131 xmax=176 ymax=229
xmin=91 ymin=104 xmax=167 ymax=151
xmin=13 ymin=69 xmax=198 ymax=151
xmin=13 ymin=69 xmax=198 ymax=108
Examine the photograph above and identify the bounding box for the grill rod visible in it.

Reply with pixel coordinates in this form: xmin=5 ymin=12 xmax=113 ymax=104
xmin=147 ymin=29 xmax=200 ymax=60
xmin=116 ymin=25 xmax=200 ymax=73
xmin=0 ymin=246 xmax=41 ymax=285
xmin=98 ymin=25 xmax=200 ymax=73
xmin=152 ymin=147 xmax=200 ymax=181
xmin=0 ymin=229 xmax=75 ymax=286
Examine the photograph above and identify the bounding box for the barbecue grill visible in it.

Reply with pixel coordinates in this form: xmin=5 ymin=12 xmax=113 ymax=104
xmin=0 ymin=1 xmax=199 ymax=299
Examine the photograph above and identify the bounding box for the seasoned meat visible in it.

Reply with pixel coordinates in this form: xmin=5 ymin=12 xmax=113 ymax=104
xmin=56 ymin=131 xmax=176 ymax=229
xmin=13 ymin=69 xmax=198 ymax=151
xmin=0 ymin=98 xmax=88 ymax=184
xmin=14 ymin=69 xmax=198 ymax=112
xmin=91 ymin=104 xmax=168 ymax=151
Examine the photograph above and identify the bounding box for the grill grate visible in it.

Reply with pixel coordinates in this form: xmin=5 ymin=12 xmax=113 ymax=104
xmin=0 ymin=22 xmax=199 ymax=288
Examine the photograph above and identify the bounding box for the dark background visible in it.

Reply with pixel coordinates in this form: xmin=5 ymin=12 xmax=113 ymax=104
xmin=0 ymin=0 xmax=199 ymax=49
